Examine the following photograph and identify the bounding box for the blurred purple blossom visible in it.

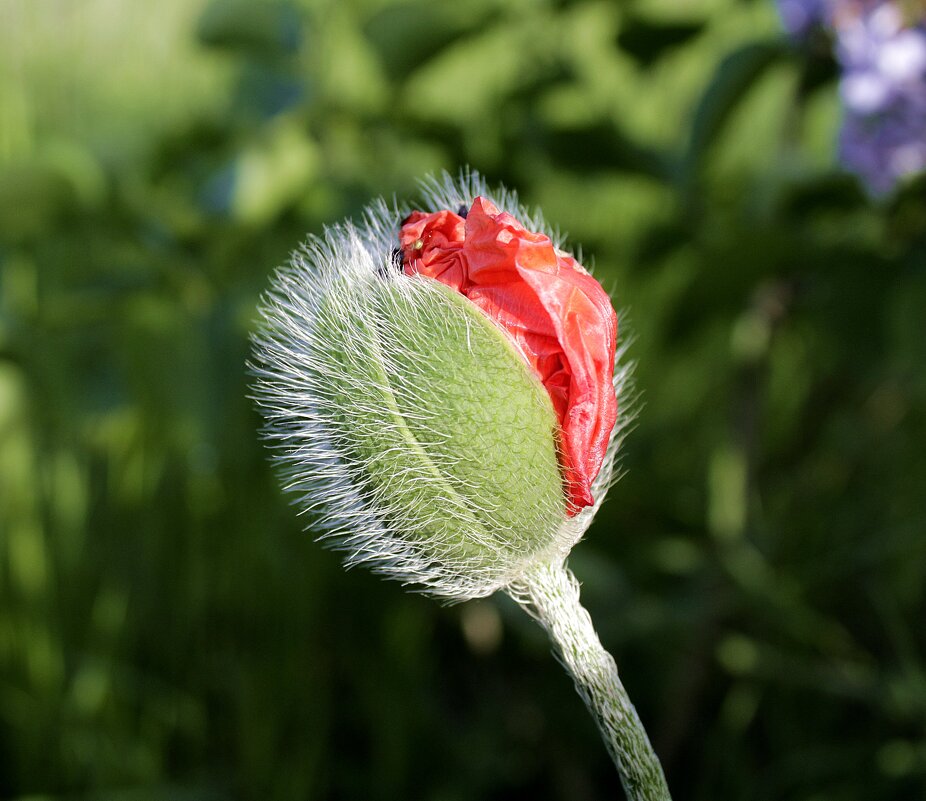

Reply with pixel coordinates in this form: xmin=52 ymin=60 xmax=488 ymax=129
xmin=835 ymin=3 xmax=926 ymax=194
xmin=778 ymin=0 xmax=926 ymax=195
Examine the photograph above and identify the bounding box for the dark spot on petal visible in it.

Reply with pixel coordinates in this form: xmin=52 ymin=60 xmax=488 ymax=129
xmin=457 ymin=204 xmax=468 ymax=218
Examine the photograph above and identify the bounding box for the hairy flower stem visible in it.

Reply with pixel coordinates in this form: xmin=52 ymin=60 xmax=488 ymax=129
xmin=510 ymin=562 xmax=672 ymax=801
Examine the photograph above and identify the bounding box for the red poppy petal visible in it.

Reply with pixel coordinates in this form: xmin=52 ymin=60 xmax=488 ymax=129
xmin=399 ymin=209 xmax=467 ymax=289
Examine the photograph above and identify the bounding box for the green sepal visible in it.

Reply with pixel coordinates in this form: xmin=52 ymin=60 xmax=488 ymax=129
xmin=318 ymin=273 xmax=567 ymax=578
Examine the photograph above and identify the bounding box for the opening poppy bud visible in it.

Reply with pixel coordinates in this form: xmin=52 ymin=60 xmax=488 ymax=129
xmin=252 ymin=174 xmax=626 ymax=600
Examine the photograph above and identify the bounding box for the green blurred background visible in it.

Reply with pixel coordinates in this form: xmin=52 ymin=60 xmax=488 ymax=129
xmin=1 ymin=0 xmax=925 ymax=798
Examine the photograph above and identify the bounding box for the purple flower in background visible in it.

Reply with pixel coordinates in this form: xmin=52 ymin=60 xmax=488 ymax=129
xmin=778 ymin=0 xmax=926 ymax=195
xmin=834 ymin=3 xmax=926 ymax=194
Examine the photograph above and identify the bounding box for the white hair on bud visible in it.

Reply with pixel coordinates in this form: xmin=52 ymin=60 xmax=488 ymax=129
xmin=251 ymin=170 xmax=635 ymax=601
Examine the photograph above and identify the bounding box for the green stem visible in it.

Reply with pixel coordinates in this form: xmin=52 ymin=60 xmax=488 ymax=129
xmin=509 ymin=560 xmax=672 ymax=801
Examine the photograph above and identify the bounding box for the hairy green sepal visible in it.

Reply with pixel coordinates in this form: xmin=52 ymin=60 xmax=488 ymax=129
xmin=318 ymin=274 xmax=566 ymax=581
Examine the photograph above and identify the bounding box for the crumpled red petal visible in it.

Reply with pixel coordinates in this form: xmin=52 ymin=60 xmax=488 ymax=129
xmin=400 ymin=196 xmax=617 ymax=515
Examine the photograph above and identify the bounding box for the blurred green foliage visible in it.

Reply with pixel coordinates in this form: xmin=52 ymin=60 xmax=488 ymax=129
xmin=1 ymin=0 xmax=925 ymax=799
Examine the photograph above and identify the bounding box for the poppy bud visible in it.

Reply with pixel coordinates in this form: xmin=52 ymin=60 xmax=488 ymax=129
xmin=252 ymin=173 xmax=627 ymax=600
